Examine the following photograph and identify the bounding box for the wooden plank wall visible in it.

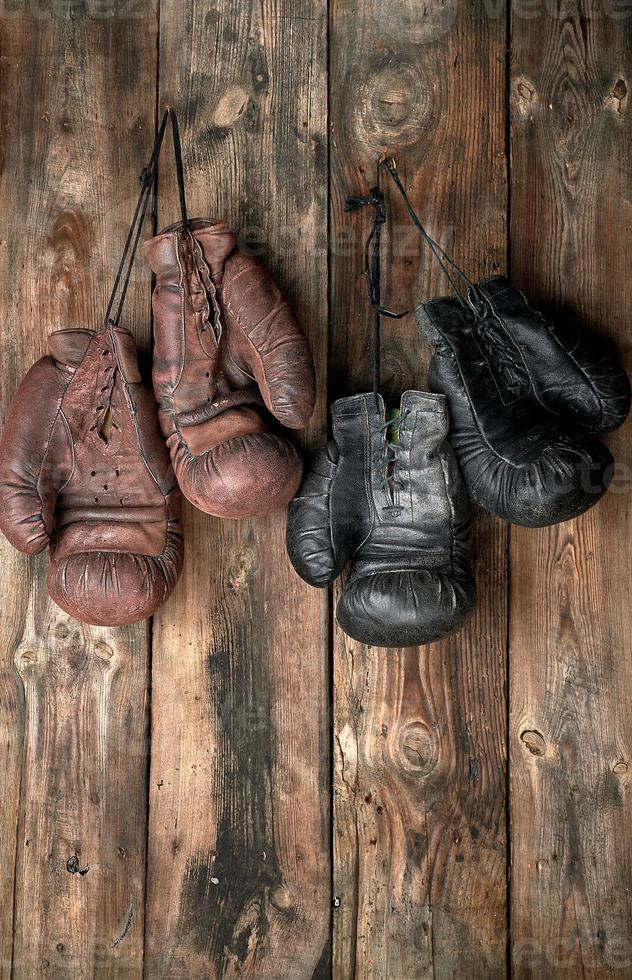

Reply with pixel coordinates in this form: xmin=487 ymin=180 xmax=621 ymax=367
xmin=329 ymin=1 xmax=509 ymax=977
xmin=0 ymin=1 xmax=631 ymax=978
xmin=144 ymin=1 xmax=330 ymax=976
xmin=509 ymin=7 xmax=632 ymax=977
xmin=0 ymin=3 xmax=157 ymax=977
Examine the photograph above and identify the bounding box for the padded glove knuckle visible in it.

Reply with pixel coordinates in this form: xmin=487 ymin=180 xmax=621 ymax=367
xmin=48 ymin=524 xmax=183 ymax=628
xmin=337 ymin=565 xmax=476 ymax=648
xmin=177 ymin=431 xmax=302 ymax=519
xmin=476 ymin=277 xmax=631 ymax=433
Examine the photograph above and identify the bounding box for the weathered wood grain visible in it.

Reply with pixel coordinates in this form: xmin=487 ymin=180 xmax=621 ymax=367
xmin=329 ymin=1 xmax=509 ymax=976
xmin=145 ymin=1 xmax=330 ymax=976
xmin=2 ymin=3 xmax=631 ymax=978
xmin=0 ymin=3 xmax=157 ymax=977
xmin=510 ymin=7 xmax=632 ymax=977
xmin=0 ymin=561 xmax=26 ymax=976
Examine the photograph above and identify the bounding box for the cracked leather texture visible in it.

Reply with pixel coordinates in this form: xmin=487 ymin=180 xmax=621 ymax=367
xmin=286 ymin=392 xmax=475 ymax=648
xmin=415 ymin=278 xmax=624 ymax=527
xmin=0 ymin=326 xmax=183 ymax=626
xmin=144 ymin=218 xmax=316 ymax=518
xmin=475 ymin=277 xmax=631 ymax=432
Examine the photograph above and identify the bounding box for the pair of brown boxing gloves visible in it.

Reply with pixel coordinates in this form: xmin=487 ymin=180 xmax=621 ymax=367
xmin=0 ymin=218 xmax=315 ymax=626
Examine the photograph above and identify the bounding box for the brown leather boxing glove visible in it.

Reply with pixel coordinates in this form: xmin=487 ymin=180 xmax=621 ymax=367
xmin=0 ymin=326 xmax=183 ymax=626
xmin=143 ymin=219 xmax=316 ymax=518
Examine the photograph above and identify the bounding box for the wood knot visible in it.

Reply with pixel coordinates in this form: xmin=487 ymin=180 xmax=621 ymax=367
xmin=94 ymin=640 xmax=116 ymax=665
xmin=512 ymin=75 xmax=539 ymax=120
xmin=613 ymin=79 xmax=628 ymax=102
xmin=14 ymin=648 xmax=39 ymax=675
xmin=66 ymin=856 xmax=89 ymax=876
xmin=520 ymin=730 xmax=546 ymax=757
xmin=613 ymin=761 xmax=628 ymax=775
xmin=47 ymin=208 xmax=93 ymax=262
xmin=226 ymin=541 xmax=260 ymax=593
xmin=356 ymin=60 xmax=430 ymax=152
xmin=606 ymin=78 xmax=628 ymax=116
xmin=270 ymin=884 xmax=293 ymax=911
xmin=212 ymin=84 xmax=251 ymax=128
xmin=396 ymin=722 xmax=437 ymax=776
xmin=49 ymin=617 xmax=82 ymax=655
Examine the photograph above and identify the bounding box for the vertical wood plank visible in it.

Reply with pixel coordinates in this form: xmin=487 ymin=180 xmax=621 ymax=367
xmin=329 ymin=1 xmax=509 ymax=976
xmin=0 ymin=3 xmax=157 ymax=977
xmin=0 ymin=555 xmax=24 ymax=974
xmin=510 ymin=6 xmax=632 ymax=977
xmin=145 ymin=1 xmax=330 ymax=976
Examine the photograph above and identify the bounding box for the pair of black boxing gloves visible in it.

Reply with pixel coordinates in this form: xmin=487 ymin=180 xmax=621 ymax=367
xmin=286 ymin=178 xmax=630 ymax=649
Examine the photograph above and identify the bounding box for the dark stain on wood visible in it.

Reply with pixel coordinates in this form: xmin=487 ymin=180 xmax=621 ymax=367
xmin=174 ymin=641 xmax=285 ymax=963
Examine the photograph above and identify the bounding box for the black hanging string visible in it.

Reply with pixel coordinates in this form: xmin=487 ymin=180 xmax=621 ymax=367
xmin=170 ymin=108 xmax=189 ymax=230
xmin=345 ymin=187 xmax=406 ymax=401
xmin=381 ymin=157 xmax=486 ymax=316
xmin=104 ymin=107 xmax=188 ymax=327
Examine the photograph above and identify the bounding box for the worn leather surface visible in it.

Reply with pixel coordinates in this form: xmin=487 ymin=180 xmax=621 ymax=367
xmin=0 ymin=326 xmax=183 ymax=625
xmin=475 ymin=276 xmax=631 ymax=431
xmin=144 ymin=218 xmax=316 ymax=518
xmin=416 ymin=282 xmax=617 ymax=527
xmin=286 ymin=392 xmax=475 ymax=648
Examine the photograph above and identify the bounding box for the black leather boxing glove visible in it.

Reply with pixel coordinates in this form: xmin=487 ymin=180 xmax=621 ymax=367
xmin=415 ymin=291 xmax=614 ymax=528
xmin=470 ymin=277 xmax=631 ymax=433
xmin=286 ymin=392 xmax=475 ymax=648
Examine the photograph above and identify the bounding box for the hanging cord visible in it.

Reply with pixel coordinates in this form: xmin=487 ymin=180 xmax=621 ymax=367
xmin=170 ymin=107 xmax=189 ymax=231
xmin=104 ymin=107 xmax=188 ymax=327
xmin=345 ymin=187 xmax=406 ymax=401
xmin=381 ymin=157 xmax=487 ymax=317
xmin=345 ymin=186 xmax=410 ymax=512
